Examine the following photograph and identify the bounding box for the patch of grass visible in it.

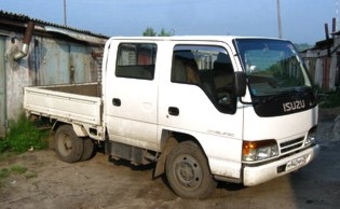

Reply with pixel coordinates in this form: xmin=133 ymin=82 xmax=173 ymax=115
xmin=319 ymin=91 xmax=340 ymax=108
xmin=24 ymin=171 xmax=38 ymax=179
xmin=0 ymin=168 xmax=10 ymax=179
xmin=0 ymin=139 xmax=9 ymax=153
xmin=10 ymin=165 xmax=27 ymax=174
xmin=0 ymin=114 xmax=49 ymax=153
xmin=0 ymin=152 xmax=15 ymax=162
xmin=0 ymin=165 xmax=37 ymax=180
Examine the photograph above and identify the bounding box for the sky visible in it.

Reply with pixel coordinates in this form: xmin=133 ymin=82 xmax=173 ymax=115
xmin=0 ymin=0 xmax=337 ymax=44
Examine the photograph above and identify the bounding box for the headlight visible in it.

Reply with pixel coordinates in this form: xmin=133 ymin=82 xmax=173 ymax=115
xmin=242 ymin=139 xmax=279 ymax=162
xmin=304 ymin=126 xmax=317 ymax=147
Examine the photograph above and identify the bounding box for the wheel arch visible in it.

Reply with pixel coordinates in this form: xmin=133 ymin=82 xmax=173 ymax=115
xmin=153 ymin=129 xmax=209 ymax=178
xmin=52 ymin=121 xmax=88 ymax=137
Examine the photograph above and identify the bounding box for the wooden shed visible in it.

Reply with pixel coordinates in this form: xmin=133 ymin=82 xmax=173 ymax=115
xmin=301 ymin=34 xmax=340 ymax=91
xmin=0 ymin=10 xmax=108 ymax=137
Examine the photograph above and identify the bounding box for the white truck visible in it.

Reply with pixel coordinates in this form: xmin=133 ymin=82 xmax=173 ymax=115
xmin=24 ymin=36 xmax=319 ymax=198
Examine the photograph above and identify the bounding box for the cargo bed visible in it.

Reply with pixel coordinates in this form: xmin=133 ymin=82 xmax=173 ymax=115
xmin=24 ymin=83 xmax=102 ymax=126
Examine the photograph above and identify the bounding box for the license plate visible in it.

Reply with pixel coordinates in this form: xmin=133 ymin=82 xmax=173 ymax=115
xmin=285 ymin=154 xmax=308 ymax=171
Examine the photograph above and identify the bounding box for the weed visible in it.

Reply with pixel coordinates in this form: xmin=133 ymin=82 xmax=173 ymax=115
xmin=10 ymin=165 xmax=27 ymax=174
xmin=0 ymin=139 xmax=9 ymax=153
xmin=0 ymin=168 xmax=10 ymax=178
xmin=24 ymin=171 xmax=38 ymax=179
xmin=0 ymin=114 xmax=49 ymax=153
xmin=319 ymin=91 xmax=340 ymax=108
xmin=0 ymin=152 xmax=15 ymax=162
xmin=0 ymin=165 xmax=37 ymax=180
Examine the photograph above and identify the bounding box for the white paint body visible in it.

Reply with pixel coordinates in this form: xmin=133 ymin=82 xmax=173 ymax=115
xmin=24 ymin=36 xmax=319 ymax=186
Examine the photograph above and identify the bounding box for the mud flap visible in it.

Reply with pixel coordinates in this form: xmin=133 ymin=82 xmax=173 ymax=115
xmin=153 ymin=137 xmax=178 ymax=178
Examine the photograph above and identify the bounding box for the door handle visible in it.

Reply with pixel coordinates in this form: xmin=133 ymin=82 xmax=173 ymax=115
xmin=112 ymin=98 xmax=121 ymax=107
xmin=168 ymin=107 xmax=179 ymax=116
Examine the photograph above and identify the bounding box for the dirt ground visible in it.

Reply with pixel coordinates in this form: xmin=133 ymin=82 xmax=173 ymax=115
xmin=0 ymin=110 xmax=340 ymax=209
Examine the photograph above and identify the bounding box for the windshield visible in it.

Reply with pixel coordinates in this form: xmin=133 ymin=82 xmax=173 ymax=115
xmin=235 ymin=39 xmax=312 ymax=97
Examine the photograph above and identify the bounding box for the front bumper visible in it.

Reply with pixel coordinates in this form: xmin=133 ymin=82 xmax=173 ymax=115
xmin=243 ymin=144 xmax=319 ymax=186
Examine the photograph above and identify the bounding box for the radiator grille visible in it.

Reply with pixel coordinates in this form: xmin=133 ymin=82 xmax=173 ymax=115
xmin=280 ymin=137 xmax=304 ymax=154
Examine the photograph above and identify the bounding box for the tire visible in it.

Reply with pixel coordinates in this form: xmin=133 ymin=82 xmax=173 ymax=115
xmin=54 ymin=125 xmax=84 ymax=163
xmin=165 ymin=141 xmax=217 ymax=198
xmin=81 ymin=137 xmax=95 ymax=161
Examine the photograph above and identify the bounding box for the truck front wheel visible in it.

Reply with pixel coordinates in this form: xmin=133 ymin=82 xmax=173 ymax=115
xmin=54 ymin=125 xmax=84 ymax=163
xmin=165 ymin=141 xmax=217 ymax=198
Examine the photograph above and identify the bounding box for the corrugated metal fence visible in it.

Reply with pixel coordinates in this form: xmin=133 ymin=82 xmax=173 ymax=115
xmin=0 ymin=16 xmax=107 ymax=137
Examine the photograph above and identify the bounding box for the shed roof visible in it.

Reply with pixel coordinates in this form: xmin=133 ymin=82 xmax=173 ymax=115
xmin=0 ymin=10 xmax=108 ymax=45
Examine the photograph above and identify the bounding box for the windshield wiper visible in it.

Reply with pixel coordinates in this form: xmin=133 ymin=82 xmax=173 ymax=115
xmin=274 ymin=87 xmax=312 ymax=101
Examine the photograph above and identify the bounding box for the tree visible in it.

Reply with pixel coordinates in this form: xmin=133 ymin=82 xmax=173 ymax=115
xmin=158 ymin=28 xmax=172 ymax=37
xmin=142 ymin=27 xmax=173 ymax=37
xmin=143 ymin=27 xmax=157 ymax=36
xmin=294 ymin=43 xmax=312 ymax=52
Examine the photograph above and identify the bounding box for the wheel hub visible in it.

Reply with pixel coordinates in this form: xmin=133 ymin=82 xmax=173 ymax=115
xmin=179 ymin=162 xmax=194 ymax=181
xmin=58 ymin=134 xmax=72 ymax=156
xmin=175 ymin=155 xmax=203 ymax=188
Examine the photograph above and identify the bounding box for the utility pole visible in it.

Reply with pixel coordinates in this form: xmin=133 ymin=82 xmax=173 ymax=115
xmin=63 ymin=0 xmax=67 ymax=26
xmin=276 ymin=0 xmax=282 ymax=39
xmin=336 ymin=0 xmax=339 ymax=31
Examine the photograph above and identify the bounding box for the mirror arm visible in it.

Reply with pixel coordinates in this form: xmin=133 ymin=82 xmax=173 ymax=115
xmin=239 ymin=97 xmax=255 ymax=105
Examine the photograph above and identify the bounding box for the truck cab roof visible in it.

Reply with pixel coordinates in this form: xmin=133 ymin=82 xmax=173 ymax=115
xmin=108 ymin=35 xmax=287 ymax=43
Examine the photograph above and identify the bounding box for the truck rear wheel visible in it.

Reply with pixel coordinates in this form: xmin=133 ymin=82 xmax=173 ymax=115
xmin=165 ymin=141 xmax=217 ymax=198
xmin=81 ymin=137 xmax=95 ymax=161
xmin=54 ymin=125 xmax=84 ymax=163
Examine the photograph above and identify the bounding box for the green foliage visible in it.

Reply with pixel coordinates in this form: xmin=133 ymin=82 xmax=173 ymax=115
xmin=143 ymin=27 xmax=157 ymax=36
xmin=0 ymin=114 xmax=49 ymax=153
xmin=24 ymin=171 xmax=38 ymax=179
xmin=0 ymin=139 xmax=9 ymax=154
xmin=158 ymin=28 xmax=173 ymax=36
xmin=0 ymin=165 xmax=37 ymax=181
xmin=0 ymin=168 xmax=10 ymax=178
xmin=10 ymin=165 xmax=27 ymax=174
xmin=0 ymin=152 xmax=14 ymax=162
xmin=319 ymin=91 xmax=340 ymax=108
xmin=142 ymin=27 xmax=173 ymax=36
xmin=294 ymin=43 xmax=312 ymax=52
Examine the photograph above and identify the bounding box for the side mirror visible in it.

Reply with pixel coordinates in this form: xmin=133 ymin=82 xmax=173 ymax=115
xmin=234 ymin=72 xmax=247 ymax=97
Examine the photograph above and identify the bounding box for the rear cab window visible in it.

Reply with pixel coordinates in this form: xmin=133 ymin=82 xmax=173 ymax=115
xmin=116 ymin=43 xmax=157 ymax=80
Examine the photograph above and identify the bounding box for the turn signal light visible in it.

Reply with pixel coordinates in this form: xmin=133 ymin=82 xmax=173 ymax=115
xmin=242 ymin=139 xmax=278 ymax=162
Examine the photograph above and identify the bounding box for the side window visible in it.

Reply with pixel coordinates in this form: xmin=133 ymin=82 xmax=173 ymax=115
xmin=171 ymin=45 xmax=236 ymax=114
xmin=116 ymin=43 xmax=157 ymax=80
